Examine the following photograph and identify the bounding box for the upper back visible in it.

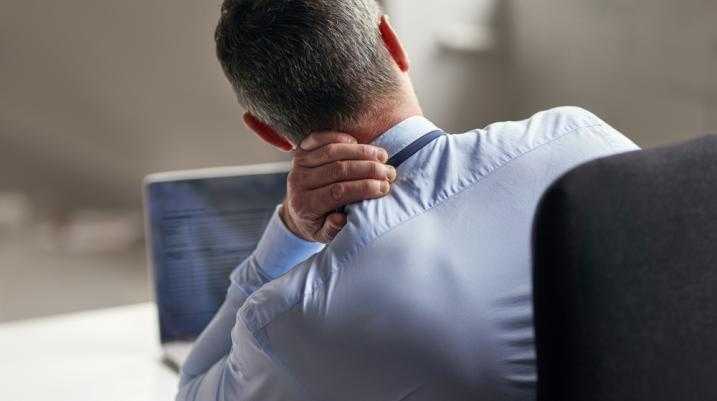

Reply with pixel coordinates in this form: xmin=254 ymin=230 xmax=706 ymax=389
xmin=330 ymin=106 xmax=639 ymax=275
xmin=243 ymin=107 xmax=639 ymax=401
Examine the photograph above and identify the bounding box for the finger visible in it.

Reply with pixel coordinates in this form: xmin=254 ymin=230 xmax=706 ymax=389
xmin=300 ymin=132 xmax=357 ymax=151
xmin=302 ymin=161 xmax=397 ymax=190
xmin=307 ymin=179 xmax=391 ymax=215
xmin=295 ymin=143 xmax=389 ymax=168
xmin=314 ymin=213 xmax=347 ymax=243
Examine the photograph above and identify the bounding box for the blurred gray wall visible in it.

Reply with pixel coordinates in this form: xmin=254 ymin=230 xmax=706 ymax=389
xmin=387 ymin=0 xmax=510 ymax=133
xmin=508 ymin=0 xmax=717 ymax=146
xmin=0 ymin=0 xmax=287 ymax=212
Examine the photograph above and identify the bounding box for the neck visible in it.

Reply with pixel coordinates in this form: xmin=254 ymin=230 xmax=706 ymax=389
xmin=343 ymin=98 xmax=423 ymax=145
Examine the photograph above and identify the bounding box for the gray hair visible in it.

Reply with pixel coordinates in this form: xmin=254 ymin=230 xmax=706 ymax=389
xmin=215 ymin=0 xmax=401 ymax=143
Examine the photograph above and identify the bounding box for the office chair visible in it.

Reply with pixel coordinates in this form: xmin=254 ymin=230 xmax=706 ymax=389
xmin=532 ymin=135 xmax=717 ymax=401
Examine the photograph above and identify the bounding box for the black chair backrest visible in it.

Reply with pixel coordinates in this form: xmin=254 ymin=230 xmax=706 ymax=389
xmin=532 ymin=135 xmax=717 ymax=401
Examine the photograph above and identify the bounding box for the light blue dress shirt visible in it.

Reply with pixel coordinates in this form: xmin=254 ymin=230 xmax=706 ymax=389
xmin=177 ymin=107 xmax=639 ymax=401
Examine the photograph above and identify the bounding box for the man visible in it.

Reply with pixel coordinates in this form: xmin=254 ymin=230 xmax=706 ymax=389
xmin=178 ymin=0 xmax=639 ymax=400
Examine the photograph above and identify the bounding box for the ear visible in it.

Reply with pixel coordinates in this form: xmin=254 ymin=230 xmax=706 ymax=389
xmin=243 ymin=112 xmax=295 ymax=152
xmin=379 ymin=15 xmax=410 ymax=72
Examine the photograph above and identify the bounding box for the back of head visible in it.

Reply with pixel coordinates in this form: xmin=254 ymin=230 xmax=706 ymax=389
xmin=215 ymin=0 xmax=400 ymax=143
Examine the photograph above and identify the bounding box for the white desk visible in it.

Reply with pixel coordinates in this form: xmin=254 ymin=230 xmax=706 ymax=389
xmin=0 ymin=303 xmax=178 ymax=401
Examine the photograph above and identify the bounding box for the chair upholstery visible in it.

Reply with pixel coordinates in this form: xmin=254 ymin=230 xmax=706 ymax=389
xmin=532 ymin=135 xmax=717 ymax=401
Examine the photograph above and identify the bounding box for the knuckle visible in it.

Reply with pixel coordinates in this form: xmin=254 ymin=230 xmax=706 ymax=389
xmin=333 ymin=161 xmax=349 ymax=180
xmin=364 ymin=180 xmax=377 ymax=194
xmin=287 ymin=169 xmax=298 ymax=184
xmin=336 ymin=134 xmax=353 ymax=144
xmin=369 ymin=161 xmax=380 ymax=178
xmin=323 ymin=144 xmax=339 ymax=160
xmin=367 ymin=180 xmax=382 ymax=195
xmin=299 ymin=168 xmax=312 ymax=184
xmin=288 ymin=169 xmax=305 ymax=187
xmin=293 ymin=152 xmax=308 ymax=165
xmin=331 ymin=183 xmax=345 ymax=201
xmin=360 ymin=145 xmax=374 ymax=159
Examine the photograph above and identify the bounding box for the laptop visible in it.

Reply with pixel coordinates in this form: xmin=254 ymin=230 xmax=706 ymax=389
xmin=143 ymin=162 xmax=290 ymax=372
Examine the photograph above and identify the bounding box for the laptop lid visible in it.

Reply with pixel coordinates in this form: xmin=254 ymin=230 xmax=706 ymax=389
xmin=143 ymin=163 xmax=289 ymax=344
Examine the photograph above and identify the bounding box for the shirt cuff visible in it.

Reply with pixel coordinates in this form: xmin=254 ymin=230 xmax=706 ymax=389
xmin=253 ymin=205 xmax=325 ymax=279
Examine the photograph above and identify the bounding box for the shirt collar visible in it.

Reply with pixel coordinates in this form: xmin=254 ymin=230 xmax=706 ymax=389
xmin=370 ymin=116 xmax=440 ymax=158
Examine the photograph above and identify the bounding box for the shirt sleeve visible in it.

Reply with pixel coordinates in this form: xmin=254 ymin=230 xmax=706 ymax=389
xmin=252 ymin=205 xmax=326 ymax=280
xmin=177 ymin=205 xmax=324 ymax=391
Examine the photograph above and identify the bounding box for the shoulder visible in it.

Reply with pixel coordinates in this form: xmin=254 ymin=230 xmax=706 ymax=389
xmin=532 ymin=106 xmax=605 ymax=127
xmin=525 ymin=106 xmax=619 ymax=139
xmin=479 ymin=106 xmax=607 ymax=142
xmin=465 ymin=106 xmax=636 ymax=161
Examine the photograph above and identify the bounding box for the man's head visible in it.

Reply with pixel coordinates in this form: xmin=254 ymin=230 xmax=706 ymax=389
xmin=215 ymin=0 xmax=414 ymax=150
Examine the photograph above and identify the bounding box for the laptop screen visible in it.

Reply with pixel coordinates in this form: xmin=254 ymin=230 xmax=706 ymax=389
xmin=145 ymin=167 xmax=288 ymax=343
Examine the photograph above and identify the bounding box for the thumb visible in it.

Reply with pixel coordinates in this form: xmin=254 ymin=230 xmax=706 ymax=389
xmin=315 ymin=213 xmax=348 ymax=244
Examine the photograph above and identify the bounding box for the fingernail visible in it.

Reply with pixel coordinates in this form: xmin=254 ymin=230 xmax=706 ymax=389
xmin=378 ymin=150 xmax=389 ymax=163
xmin=387 ymin=166 xmax=397 ymax=182
xmin=300 ymin=138 xmax=312 ymax=150
xmin=380 ymin=181 xmax=390 ymax=194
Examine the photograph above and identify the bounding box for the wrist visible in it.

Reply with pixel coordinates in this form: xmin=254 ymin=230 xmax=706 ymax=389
xmin=279 ymin=199 xmax=306 ymax=240
xmin=253 ymin=205 xmax=325 ymax=279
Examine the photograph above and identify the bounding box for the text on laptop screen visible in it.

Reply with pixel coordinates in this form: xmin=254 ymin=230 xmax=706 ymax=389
xmin=147 ymin=172 xmax=287 ymax=343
